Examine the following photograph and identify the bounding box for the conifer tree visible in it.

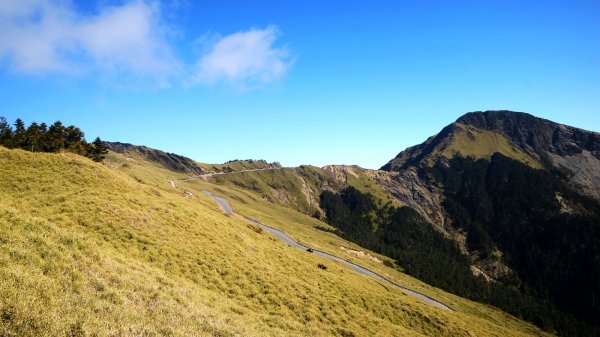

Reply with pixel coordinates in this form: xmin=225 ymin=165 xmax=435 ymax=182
xmin=46 ymin=121 xmax=65 ymax=152
xmin=0 ymin=117 xmax=13 ymax=148
xmin=0 ymin=116 xmax=107 ymax=162
xmin=13 ymin=118 xmax=26 ymax=148
xmin=64 ymin=125 xmax=86 ymax=155
xmin=88 ymin=137 xmax=108 ymax=162
xmin=25 ymin=122 xmax=43 ymax=152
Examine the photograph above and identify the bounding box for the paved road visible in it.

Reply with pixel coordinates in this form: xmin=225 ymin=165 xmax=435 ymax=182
xmin=204 ymin=191 xmax=454 ymax=311
xmin=203 ymin=191 xmax=234 ymax=214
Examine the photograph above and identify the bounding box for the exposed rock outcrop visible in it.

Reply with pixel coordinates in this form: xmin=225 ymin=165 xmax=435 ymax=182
xmin=365 ymin=168 xmax=446 ymax=232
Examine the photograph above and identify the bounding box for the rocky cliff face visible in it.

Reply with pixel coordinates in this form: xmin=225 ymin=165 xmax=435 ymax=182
xmin=365 ymin=168 xmax=446 ymax=231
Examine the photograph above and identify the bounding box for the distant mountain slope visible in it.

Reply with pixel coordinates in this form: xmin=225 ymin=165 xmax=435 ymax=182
xmin=378 ymin=111 xmax=600 ymax=272
xmin=104 ymin=144 xmax=427 ymax=222
xmin=382 ymin=110 xmax=600 ymax=200
xmin=106 ymin=141 xmax=281 ymax=176
xmin=208 ymin=165 xmax=396 ymax=216
xmin=382 ymin=122 xmax=541 ymax=170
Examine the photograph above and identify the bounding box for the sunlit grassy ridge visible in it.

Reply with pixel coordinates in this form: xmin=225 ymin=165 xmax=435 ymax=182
xmin=211 ymin=167 xmax=321 ymax=214
xmin=210 ymin=164 xmax=395 ymax=216
xmin=342 ymin=168 xmax=396 ymax=207
xmin=436 ymin=123 xmax=542 ymax=168
xmin=0 ymin=147 xmax=551 ymax=336
xmin=383 ymin=122 xmax=543 ymax=171
xmin=198 ymin=159 xmax=279 ymax=173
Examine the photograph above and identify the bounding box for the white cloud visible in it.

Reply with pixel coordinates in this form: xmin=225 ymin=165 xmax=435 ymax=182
xmin=195 ymin=26 xmax=294 ymax=87
xmin=78 ymin=2 xmax=177 ymax=76
xmin=0 ymin=2 xmax=294 ymax=89
xmin=0 ymin=0 xmax=178 ymax=83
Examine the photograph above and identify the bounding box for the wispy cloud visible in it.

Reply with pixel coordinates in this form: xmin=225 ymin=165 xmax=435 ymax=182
xmin=0 ymin=0 xmax=179 ymax=85
xmin=194 ymin=26 xmax=294 ymax=88
xmin=0 ymin=1 xmax=294 ymax=89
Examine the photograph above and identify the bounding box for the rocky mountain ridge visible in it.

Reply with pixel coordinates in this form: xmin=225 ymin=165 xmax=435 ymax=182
xmin=383 ymin=110 xmax=600 ymax=200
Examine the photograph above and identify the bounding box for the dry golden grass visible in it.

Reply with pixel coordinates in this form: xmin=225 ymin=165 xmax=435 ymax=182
xmin=0 ymin=147 xmax=552 ymax=336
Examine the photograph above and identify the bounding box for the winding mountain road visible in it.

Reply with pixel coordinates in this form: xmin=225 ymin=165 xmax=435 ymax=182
xmin=203 ymin=191 xmax=234 ymax=214
xmin=182 ymin=167 xmax=286 ymax=181
xmin=204 ymin=191 xmax=454 ymax=311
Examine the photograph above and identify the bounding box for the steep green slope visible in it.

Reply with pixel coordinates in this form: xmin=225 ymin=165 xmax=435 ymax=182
xmin=382 ymin=122 xmax=541 ymax=170
xmin=210 ymin=166 xmax=328 ymax=215
xmin=439 ymin=124 xmax=542 ymax=168
xmin=0 ymin=147 xmax=553 ymax=336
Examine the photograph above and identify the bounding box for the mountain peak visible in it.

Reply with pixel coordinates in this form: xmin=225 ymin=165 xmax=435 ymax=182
xmin=454 ymin=110 xmax=569 ymax=138
xmin=456 ymin=110 xmax=540 ymax=127
xmin=383 ymin=110 xmax=600 ymax=200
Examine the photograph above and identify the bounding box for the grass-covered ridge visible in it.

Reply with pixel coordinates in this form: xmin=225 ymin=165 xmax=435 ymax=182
xmin=0 ymin=146 xmax=552 ymax=336
xmin=382 ymin=121 xmax=543 ymax=171
xmin=211 ymin=167 xmax=322 ymax=214
xmin=199 ymin=159 xmax=281 ymax=173
xmin=439 ymin=124 xmax=542 ymax=169
xmin=107 ymin=141 xmax=395 ymax=217
xmin=210 ymin=164 xmax=396 ymax=217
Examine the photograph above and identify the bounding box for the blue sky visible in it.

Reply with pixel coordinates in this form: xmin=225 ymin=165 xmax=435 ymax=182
xmin=1 ymin=0 xmax=599 ymax=169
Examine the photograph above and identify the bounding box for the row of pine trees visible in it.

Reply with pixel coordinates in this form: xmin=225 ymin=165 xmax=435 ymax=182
xmin=0 ymin=116 xmax=107 ymax=162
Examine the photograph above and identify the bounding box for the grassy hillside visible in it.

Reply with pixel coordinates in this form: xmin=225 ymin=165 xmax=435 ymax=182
xmin=199 ymin=159 xmax=280 ymax=173
xmin=210 ymin=164 xmax=395 ymax=216
xmin=338 ymin=166 xmax=396 ymax=207
xmin=439 ymin=124 xmax=542 ymax=169
xmin=106 ymin=142 xmax=280 ymax=176
xmin=0 ymin=147 xmax=552 ymax=336
xmin=211 ymin=167 xmax=324 ymax=215
xmin=107 ymin=142 xmax=394 ymax=216
xmin=382 ymin=122 xmax=542 ymax=171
